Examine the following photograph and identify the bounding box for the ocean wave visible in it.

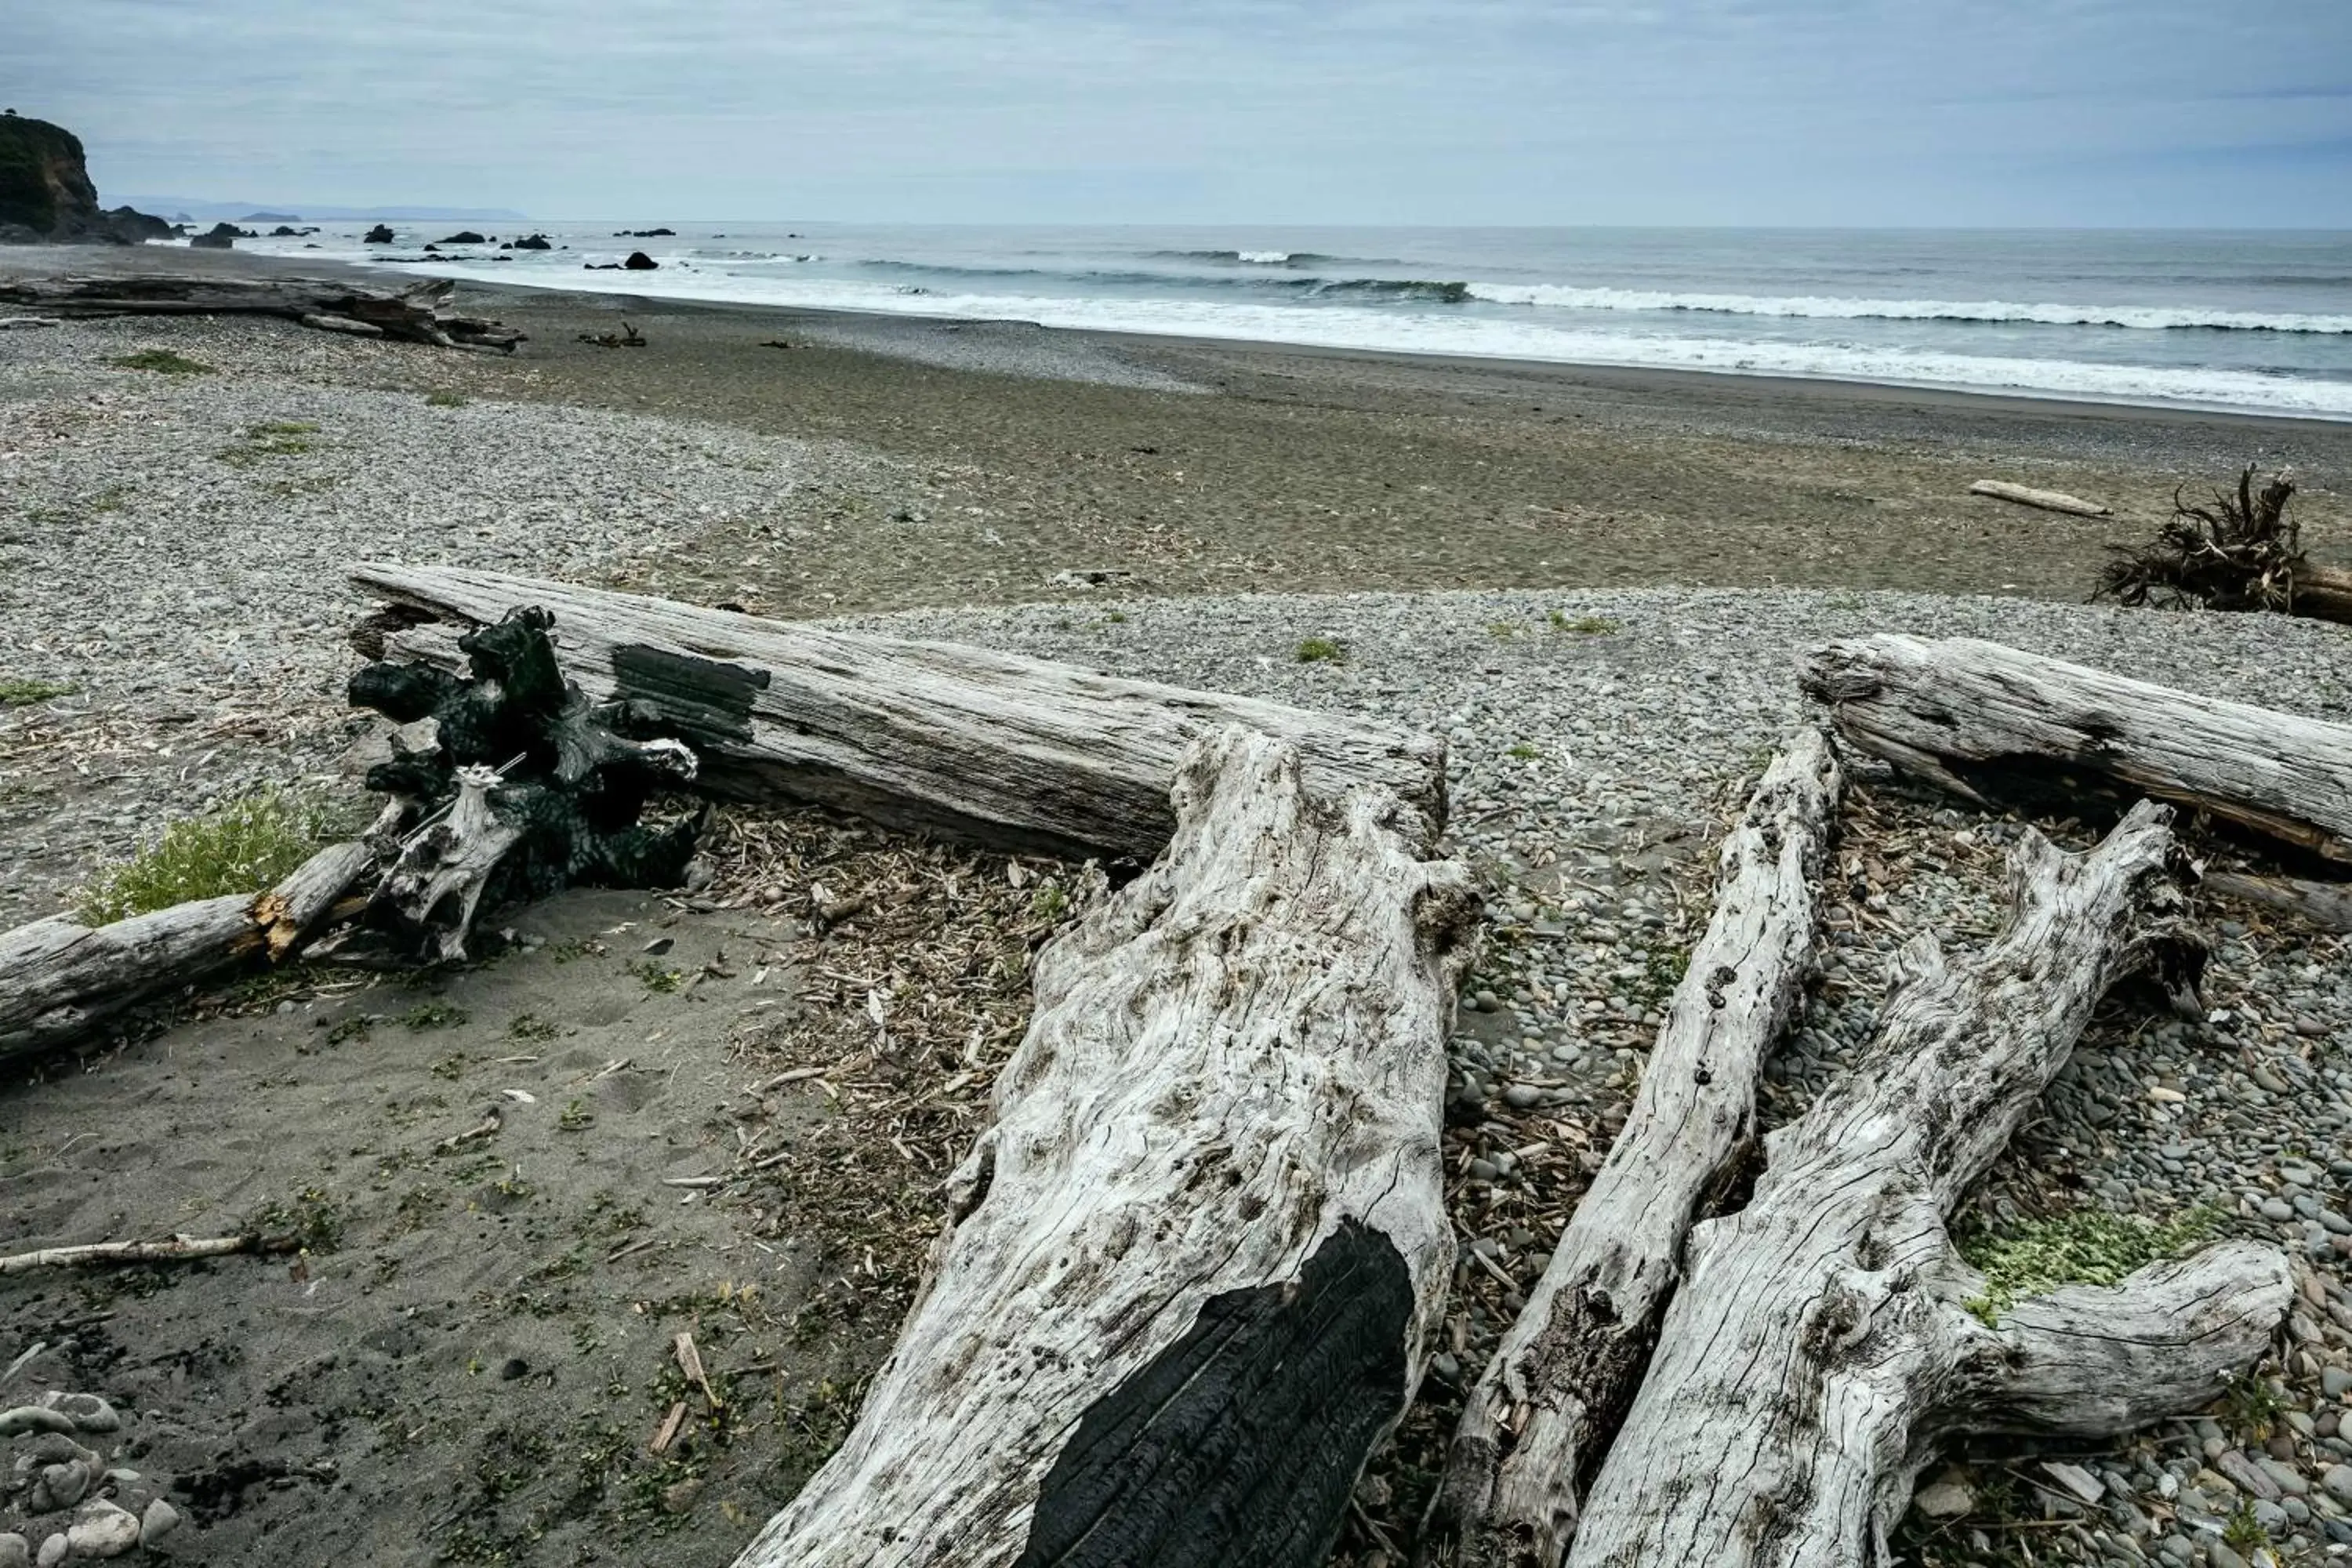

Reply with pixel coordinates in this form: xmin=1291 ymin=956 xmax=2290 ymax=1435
xmin=1153 ymin=248 xmax=1341 ymax=267
xmin=1463 ymin=283 xmax=2352 ymax=334
xmin=383 ymin=260 xmax=2352 ymax=419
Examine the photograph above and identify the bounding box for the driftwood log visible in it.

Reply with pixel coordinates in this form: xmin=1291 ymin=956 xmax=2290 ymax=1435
xmin=0 ymin=840 xmax=372 ymax=1062
xmin=732 ymin=727 xmax=1479 ymax=1567
xmin=2204 ymin=869 xmax=2352 ymax=933
xmin=2096 ymin=467 xmax=2352 ymax=626
xmin=1969 ymin=480 xmax=2110 ymax=517
xmin=1420 ymin=728 xmax=1843 ymax=1566
xmin=1805 ymin=634 xmax=2352 ymax=865
xmin=0 ymin=273 xmax=524 ymax=351
xmin=350 ymin=563 xmax=1447 ymax=861
xmin=1562 ymin=801 xmax=2292 ymax=1568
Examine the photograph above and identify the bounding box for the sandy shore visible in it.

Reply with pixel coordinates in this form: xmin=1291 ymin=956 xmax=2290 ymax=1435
xmin=5 ymin=249 xmax=2352 ymax=1568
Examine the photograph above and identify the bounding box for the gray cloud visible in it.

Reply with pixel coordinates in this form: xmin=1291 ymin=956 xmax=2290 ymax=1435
xmin=6 ymin=0 xmax=2347 ymax=222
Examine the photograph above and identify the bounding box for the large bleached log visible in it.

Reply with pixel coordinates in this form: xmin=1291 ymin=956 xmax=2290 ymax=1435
xmin=0 ymin=840 xmax=373 ymax=1061
xmin=1563 ymin=801 xmax=2292 ymax=1568
xmin=1419 ymin=728 xmax=1842 ymax=1566
xmin=0 ymin=272 xmax=524 ymax=350
xmin=1805 ymin=633 xmax=2352 ymax=864
xmin=348 ymin=563 xmax=1448 ymax=860
xmin=733 ymin=727 xmax=1479 ymax=1568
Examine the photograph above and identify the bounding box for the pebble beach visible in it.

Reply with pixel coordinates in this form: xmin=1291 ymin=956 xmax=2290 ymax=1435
xmin=4 ymin=274 xmax=2352 ymax=1566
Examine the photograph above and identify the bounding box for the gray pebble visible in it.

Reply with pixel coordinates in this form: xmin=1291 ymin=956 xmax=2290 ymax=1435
xmin=32 ymin=1538 xmax=60 ymax=1568
xmin=138 ymin=1498 xmax=180 ymax=1547
xmin=64 ymin=1501 xmax=140 ymax=1559
xmin=0 ymin=1534 xmax=25 ymax=1568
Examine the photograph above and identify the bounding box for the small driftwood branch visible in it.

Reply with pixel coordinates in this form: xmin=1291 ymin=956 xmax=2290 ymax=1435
xmin=0 ymin=273 xmax=524 ymax=352
xmin=349 ymin=563 xmax=1449 ymax=861
xmin=0 ymin=840 xmax=375 ymax=1061
xmin=1969 ymin=480 xmax=2111 ymax=517
xmin=1804 ymin=633 xmax=2352 ymax=865
xmin=733 ymin=727 xmax=1479 ymax=1568
xmin=1420 ymin=727 xmax=1842 ymax=1566
xmin=2202 ymin=869 xmax=2352 ymax=933
xmin=0 ymin=1232 xmax=299 ymax=1276
xmin=1563 ymin=802 xmax=2292 ymax=1568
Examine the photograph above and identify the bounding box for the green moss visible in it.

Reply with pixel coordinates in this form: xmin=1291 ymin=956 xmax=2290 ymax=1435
xmin=1957 ymin=1205 xmax=2216 ymax=1327
xmin=403 ymin=1000 xmax=469 ymax=1031
xmin=248 ymin=419 xmax=320 ymax=437
xmin=0 ymin=677 xmax=74 ymax=706
xmin=1295 ymin=637 xmax=1345 ymax=664
xmin=1548 ymin=611 xmax=1621 ymax=635
xmin=109 ymin=349 xmax=214 ymax=376
xmin=635 ymin=963 xmax=683 ymax=994
xmin=425 ymin=389 xmax=470 ymax=408
xmin=76 ymin=790 xmax=322 ymax=924
xmin=1506 ymin=742 xmax=1542 ymax=761
xmin=506 ymin=1011 xmax=560 ymax=1042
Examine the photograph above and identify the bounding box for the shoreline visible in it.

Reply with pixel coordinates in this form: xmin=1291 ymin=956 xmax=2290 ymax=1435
xmin=16 ymin=241 xmax=2352 ymax=427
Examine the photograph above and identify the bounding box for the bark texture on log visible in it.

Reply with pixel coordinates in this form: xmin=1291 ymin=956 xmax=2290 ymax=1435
xmin=1420 ymin=728 xmax=1842 ymax=1567
xmin=0 ymin=840 xmax=372 ymax=1060
xmin=1805 ymin=634 xmax=2352 ymax=864
xmin=350 ymin=563 xmax=1448 ymax=860
xmin=0 ymin=273 xmax=524 ymax=350
xmin=733 ymin=727 xmax=1479 ymax=1568
xmin=1563 ymin=802 xmax=2292 ymax=1568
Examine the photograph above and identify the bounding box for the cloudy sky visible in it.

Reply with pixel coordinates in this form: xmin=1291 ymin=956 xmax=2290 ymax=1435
xmin=9 ymin=0 xmax=2349 ymax=225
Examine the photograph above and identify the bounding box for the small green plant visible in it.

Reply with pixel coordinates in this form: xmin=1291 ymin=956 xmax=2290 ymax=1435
xmin=635 ymin=963 xmax=684 ymax=995
xmin=2220 ymin=1373 xmax=2288 ymax=1441
xmin=91 ymin=486 xmax=130 ymax=513
xmin=558 ymin=1099 xmax=594 ymax=1132
xmin=110 ymin=349 xmax=213 ymax=376
xmin=1548 ymin=612 xmax=1621 ymax=636
xmin=507 ymin=1012 xmax=560 ymax=1042
xmin=253 ymin=1185 xmax=345 ymax=1251
xmin=77 ymin=790 xmax=322 ymax=924
xmin=2223 ymin=1498 xmax=2270 ymax=1552
xmin=429 ymin=1052 xmax=470 ymax=1080
xmin=324 ymin=1014 xmax=379 ymax=1047
xmin=1029 ymin=883 xmax=1069 ymax=922
xmin=1486 ymin=619 xmax=1525 ymax=641
xmin=1102 ymin=610 xmax=1127 ymax=624
xmin=1957 ymin=1205 xmax=2216 ymax=1326
xmin=1295 ymin=637 xmax=1345 ymax=664
xmin=1506 ymin=742 xmax=1542 ymax=761
xmin=249 ymin=419 xmax=321 ymax=437
xmin=425 ymin=390 xmax=469 ymax=408
xmin=403 ymin=1000 xmax=469 ymax=1031
xmin=0 ymin=677 xmax=75 ymax=706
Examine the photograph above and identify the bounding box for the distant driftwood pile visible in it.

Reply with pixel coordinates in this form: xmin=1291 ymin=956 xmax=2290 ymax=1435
xmin=0 ymin=273 xmax=525 ymax=350
xmin=7 ymin=568 xmax=2340 ymax=1566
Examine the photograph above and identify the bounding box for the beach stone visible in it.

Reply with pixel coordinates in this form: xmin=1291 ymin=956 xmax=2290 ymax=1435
xmin=65 ymin=1501 xmax=140 ymax=1559
xmin=1915 ymin=1472 xmax=1974 ymax=1518
xmin=2325 ymin=1367 xmax=2352 ymax=1399
xmin=0 ymin=1408 xmax=74 ymax=1439
xmin=29 ymin=1461 xmax=89 ymax=1514
xmin=2206 ymin=1544 xmax=2247 ymax=1568
xmin=2258 ymin=1456 xmax=2309 ymax=1497
xmin=44 ymin=1393 xmax=118 ymax=1435
xmin=0 ymin=1535 xmax=26 ymax=1568
xmin=1502 ymin=1083 xmax=1544 ymax=1109
xmin=2325 ymin=1465 xmax=2352 ymax=1504
xmin=138 ymin=1498 xmax=180 ymax=1547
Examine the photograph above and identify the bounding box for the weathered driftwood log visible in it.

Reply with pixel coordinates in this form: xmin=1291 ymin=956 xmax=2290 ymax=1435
xmin=1805 ymin=634 xmax=2352 ymax=865
xmin=0 ymin=840 xmax=372 ymax=1062
xmin=350 ymin=605 xmax=703 ymax=960
xmin=0 ymin=273 xmax=524 ymax=351
xmin=2096 ymin=466 xmax=2352 ymax=626
xmin=0 ymin=1232 xmax=299 ymax=1276
xmin=1420 ymin=728 xmax=1842 ymax=1566
xmin=2204 ymin=869 xmax=2352 ymax=933
xmin=349 ymin=563 xmax=1448 ymax=860
xmin=1563 ymin=802 xmax=2292 ymax=1568
xmin=733 ymin=727 xmax=1479 ymax=1568
xmin=1969 ymin=479 xmax=2111 ymax=517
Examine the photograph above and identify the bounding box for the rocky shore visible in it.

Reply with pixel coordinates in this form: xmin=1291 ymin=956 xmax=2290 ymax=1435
xmin=3 ymin=298 xmax=2350 ymax=1566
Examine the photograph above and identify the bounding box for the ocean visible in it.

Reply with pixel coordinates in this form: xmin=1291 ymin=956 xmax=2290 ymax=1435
xmin=230 ymin=223 xmax=2352 ymax=419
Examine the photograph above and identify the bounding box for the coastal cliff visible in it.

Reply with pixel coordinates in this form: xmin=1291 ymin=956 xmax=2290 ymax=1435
xmin=0 ymin=111 xmax=169 ymax=243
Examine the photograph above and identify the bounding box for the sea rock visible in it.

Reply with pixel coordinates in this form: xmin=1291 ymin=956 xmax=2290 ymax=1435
xmin=615 ymin=227 xmax=675 ymax=237
xmin=624 ymin=250 xmax=659 ymax=270
xmin=189 ymin=221 xmax=249 ymax=250
xmin=437 ymin=230 xmax=488 ymax=245
xmin=64 ymin=1501 xmax=140 ymax=1559
xmin=364 ymin=223 xmax=396 ymax=243
xmin=510 ymin=233 xmax=552 ymax=250
xmin=0 ymin=114 xmax=168 ymax=244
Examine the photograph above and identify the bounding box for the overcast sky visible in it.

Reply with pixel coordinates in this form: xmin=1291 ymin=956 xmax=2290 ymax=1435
xmin=9 ymin=0 xmax=2349 ymax=225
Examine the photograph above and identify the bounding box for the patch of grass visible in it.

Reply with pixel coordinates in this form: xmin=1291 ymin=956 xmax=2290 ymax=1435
xmin=249 ymin=419 xmax=321 ymax=437
xmin=424 ymin=390 xmax=470 ymax=408
xmin=1548 ymin=611 xmax=1621 ymax=636
xmin=76 ymin=790 xmax=323 ymax=924
xmin=429 ymin=1052 xmax=470 ymax=1080
xmin=110 ymin=349 xmax=213 ymax=376
xmin=506 ymin=1012 xmax=560 ymax=1042
xmin=558 ymin=1099 xmax=595 ymax=1132
xmin=2223 ymin=1498 xmax=2270 ymax=1552
xmin=91 ymin=485 xmax=130 ymax=513
xmin=2220 ymin=1373 xmax=2288 ymax=1442
xmin=1957 ymin=1205 xmax=2217 ymax=1327
xmin=635 ymin=963 xmax=684 ymax=994
xmin=252 ymin=1186 xmax=345 ymax=1252
xmin=1506 ymin=742 xmax=1542 ymax=761
xmin=325 ymin=1014 xmax=378 ymax=1047
xmin=0 ymin=677 xmax=75 ymax=706
xmin=1486 ymin=619 xmax=1525 ymax=641
xmin=404 ymin=1000 xmax=469 ymax=1031
xmin=216 ymin=434 xmax=318 ymax=466
xmin=1295 ymin=637 xmax=1345 ymax=664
